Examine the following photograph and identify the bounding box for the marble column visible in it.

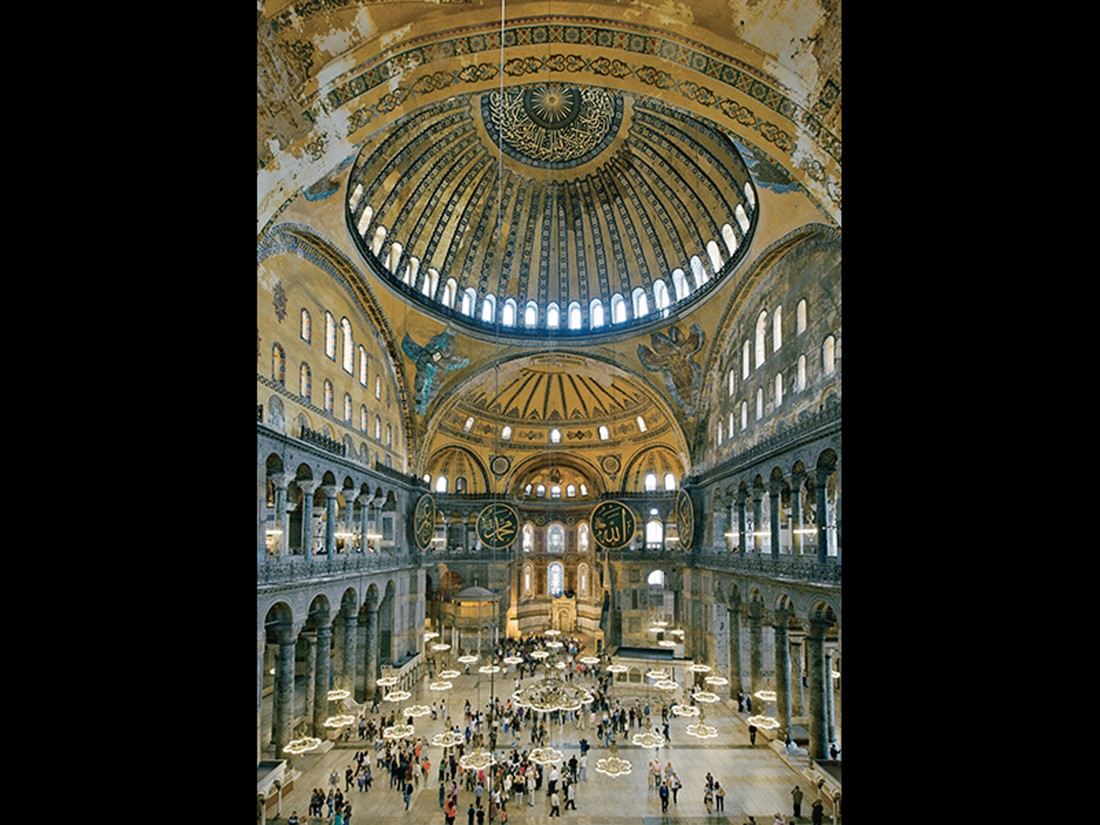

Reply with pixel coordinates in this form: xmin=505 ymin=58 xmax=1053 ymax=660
xmin=342 ymin=490 xmax=359 ymax=553
xmin=774 ymin=614 xmax=792 ymax=741
xmin=321 ymin=484 xmax=339 ymax=559
xmin=298 ymin=480 xmax=321 ymax=560
xmin=769 ymin=483 xmax=782 ymax=556
xmin=751 ymin=489 xmax=764 ymax=552
xmin=359 ymin=494 xmax=374 ymax=552
xmin=748 ymin=606 xmax=763 ymax=696
xmin=736 ymin=494 xmax=747 ymax=554
xmin=363 ymin=599 xmax=380 ymax=695
xmin=257 ymin=628 xmax=265 ymax=764
xmin=815 ymin=470 xmax=831 ymax=564
xmin=728 ymin=606 xmax=743 ymax=701
xmin=272 ymin=629 xmax=296 ymax=758
xmin=312 ymin=620 xmax=332 ymax=736
xmin=825 ymin=647 xmax=837 ymax=745
xmin=343 ymin=607 xmax=359 ymax=698
xmin=790 ymin=633 xmax=805 ymax=716
xmin=303 ymin=631 xmax=317 ymax=728
xmin=270 ymin=473 xmax=292 ymax=558
xmin=790 ymin=475 xmax=804 ymax=556
xmin=806 ymin=619 xmax=829 ymax=761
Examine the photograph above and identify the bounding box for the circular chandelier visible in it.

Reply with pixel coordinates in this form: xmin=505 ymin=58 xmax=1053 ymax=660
xmin=527 ymin=746 xmax=565 ymax=765
xmin=457 ymin=655 xmax=479 ymax=664
xmin=685 ymin=711 xmax=718 ymax=739
xmin=424 ymin=631 xmax=440 ymax=640
xmin=693 ymin=691 xmax=719 ymax=703
xmin=544 ymin=629 xmax=562 ymax=636
xmin=688 ymin=664 xmax=712 ymax=674
xmin=404 ymin=705 xmax=432 ymax=718
xmin=479 ymin=665 xmax=501 ymax=675
xmin=747 ymin=714 xmax=780 ymax=730
xmin=431 ymin=643 xmax=452 ymax=652
xmin=631 ymin=731 xmax=665 ymax=749
xmin=651 ymin=620 xmax=669 ymax=628
xmin=669 ymin=629 xmax=685 ymax=637
xmin=512 ymin=679 xmax=594 ymax=713
xmin=377 ymin=677 xmax=399 ymax=687
xmin=326 ymin=689 xmax=351 ymax=701
xmin=432 ymin=731 xmax=465 ymax=749
xmin=646 ymin=669 xmax=668 ymax=680
xmin=648 ymin=626 xmax=666 ymax=634
xmin=503 ymin=656 xmax=524 ymax=665
xmin=384 ymin=690 xmax=412 ymax=702
xmin=671 ymin=703 xmax=700 ymax=717
xmin=545 ymin=641 xmax=564 ymax=650
xmin=607 ymin=664 xmax=627 ymax=674
xmin=284 ymin=736 xmax=323 ymax=755
xmin=323 ymin=715 xmax=356 ymax=728
xmin=440 ymin=669 xmax=460 ymax=679
xmin=595 ymin=743 xmax=632 ymax=777
xmin=705 ymin=676 xmax=729 ymax=687
xmin=383 ymin=723 xmax=416 ymax=740
xmin=459 ymin=750 xmax=497 ymax=771
xmin=530 ymin=650 xmax=550 ymax=660
xmin=754 ymin=690 xmax=777 ymax=703
xmin=658 ymin=640 xmax=677 ymax=648
xmin=654 ymin=680 xmax=679 ymax=691
xmin=429 ymin=680 xmax=454 ymax=691
xmin=579 ymin=656 xmax=600 ymax=665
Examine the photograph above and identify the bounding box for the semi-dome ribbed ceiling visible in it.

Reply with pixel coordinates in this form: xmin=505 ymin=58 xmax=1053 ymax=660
xmin=346 ymin=82 xmax=759 ymax=339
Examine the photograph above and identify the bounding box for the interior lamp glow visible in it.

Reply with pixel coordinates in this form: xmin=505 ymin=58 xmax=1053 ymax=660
xmin=631 ymin=731 xmax=665 ymax=749
xmin=403 ymin=705 xmax=432 ymax=717
xmin=479 ymin=665 xmax=501 ymax=674
xmin=654 ymin=680 xmax=678 ymax=691
xmin=384 ymin=690 xmax=412 ymax=702
xmin=284 ymin=736 xmax=322 ymax=755
xmin=671 ymin=704 xmax=700 ymax=717
xmin=440 ymin=670 xmax=460 ymax=679
xmin=377 ymin=677 xmax=399 ymax=687
xmin=323 ymin=715 xmax=356 ymax=728
xmin=544 ymin=629 xmax=562 ymax=636
xmin=545 ymin=641 xmax=564 ymax=650
xmin=693 ymin=691 xmax=719 ymax=703
xmin=459 ymin=750 xmax=497 ymax=771
xmin=457 ymin=655 xmax=479 ymax=664
xmin=705 ymin=676 xmax=729 ymax=687
xmin=747 ymin=714 xmax=780 ymax=730
xmin=503 ymin=656 xmax=524 ymax=665
xmin=383 ymin=724 xmax=415 ymax=739
xmin=579 ymin=656 xmax=600 ymax=665
xmin=607 ymin=664 xmax=627 ymax=674
xmin=531 ymin=651 xmax=550 ymax=660
xmin=688 ymin=663 xmax=712 ymax=673
xmin=429 ymin=681 xmax=453 ymax=691
xmin=528 ymin=746 xmax=565 ymax=765
xmin=658 ymin=639 xmax=677 ymax=648
xmin=327 ymin=689 xmax=351 ymax=701
xmin=431 ymin=643 xmax=452 ymax=652
xmin=595 ymin=743 xmax=632 ymax=777
xmin=754 ymin=690 xmax=777 ymax=703
xmin=431 ymin=731 xmax=464 ymax=748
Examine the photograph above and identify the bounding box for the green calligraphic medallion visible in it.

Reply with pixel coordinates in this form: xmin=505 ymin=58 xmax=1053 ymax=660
xmin=675 ymin=489 xmax=694 ymax=551
xmin=591 ymin=500 xmax=636 ymax=551
xmin=476 ymin=503 xmax=520 ymax=550
xmin=413 ymin=494 xmax=436 ymax=552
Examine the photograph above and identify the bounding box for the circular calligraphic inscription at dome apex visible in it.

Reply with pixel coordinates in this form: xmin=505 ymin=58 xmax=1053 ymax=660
xmin=523 ymin=83 xmax=582 ymax=129
xmin=413 ymin=494 xmax=436 ymax=552
xmin=591 ymin=500 xmax=636 ymax=551
xmin=476 ymin=502 xmax=520 ymax=550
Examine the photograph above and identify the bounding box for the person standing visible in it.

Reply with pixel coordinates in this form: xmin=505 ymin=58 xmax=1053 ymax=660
xmin=578 ymin=751 xmax=587 ymax=781
xmin=736 ymin=690 xmax=745 ymax=712
xmin=670 ymin=772 xmax=681 ymax=804
xmin=467 ymin=802 xmax=476 ymax=825
xmin=704 ymin=784 xmax=714 ymax=814
xmin=791 ymin=785 xmax=803 ymax=819
xmin=549 ymin=789 xmax=561 ymax=817
xmin=527 ymin=773 xmax=537 ymax=807
xmin=404 ymin=780 xmax=414 ymax=811
xmin=715 ymin=782 xmax=726 ymax=812
xmin=749 ymin=723 xmax=758 ymax=745
xmin=811 ymin=798 xmax=824 ymax=825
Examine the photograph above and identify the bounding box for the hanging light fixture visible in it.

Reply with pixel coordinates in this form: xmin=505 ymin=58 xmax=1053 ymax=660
xmin=284 ymin=736 xmax=323 ymax=755
xmin=631 ymin=730 xmax=665 ymax=749
xmin=403 ymin=705 xmax=432 ymax=718
xmin=384 ymin=690 xmax=412 ymax=702
xmin=705 ymin=675 xmax=729 ymax=687
xmin=528 ymin=746 xmax=565 ymax=765
xmin=595 ymin=742 xmax=632 ymax=777
xmin=327 ymin=689 xmax=351 ymax=702
xmin=383 ymin=723 xmax=416 ymax=740
xmin=432 ymin=730 xmax=465 ymax=749
xmin=685 ymin=710 xmax=718 ymax=739
xmin=693 ymin=691 xmax=719 ymax=703
xmin=671 ymin=703 xmax=700 ymax=717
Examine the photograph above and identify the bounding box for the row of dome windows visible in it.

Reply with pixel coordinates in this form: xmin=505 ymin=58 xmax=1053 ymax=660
xmin=426 ymin=471 xmax=676 ymax=497
xmin=715 ymin=334 xmax=837 ymax=446
xmin=350 ymin=182 xmax=755 ymax=331
xmin=459 ymin=416 xmax=648 ymax=441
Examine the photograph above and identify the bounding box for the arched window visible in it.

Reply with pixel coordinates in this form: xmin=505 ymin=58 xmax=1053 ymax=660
xmin=653 ymin=279 xmax=670 ymax=316
xmin=728 ymin=368 xmax=735 ymax=396
xmin=823 ymin=335 xmax=836 ymax=374
xmin=644 ymin=472 xmax=658 ymax=492
xmin=370 ymin=225 xmax=386 ymax=257
xmin=524 ymin=301 xmax=539 ymax=328
xmin=755 ymin=311 xmax=767 ymax=368
xmin=577 ymin=522 xmax=589 ymax=551
xmin=551 ymin=485 xmax=561 ymax=499
xmin=611 ymin=293 xmax=626 ymax=324
xmin=548 ymin=525 xmax=564 ymax=554
xmin=325 ymin=312 xmax=336 ymax=360
xmin=568 ymin=301 xmax=582 ymax=330
xmin=579 ymin=483 xmax=588 ymax=496
xmin=464 ymin=416 xmax=475 ymax=433
xmin=272 ymin=344 xmax=286 ymax=386
xmin=299 ymin=363 xmax=311 ymax=401
xmin=590 ymin=298 xmax=604 ymax=328
xmin=502 ymin=298 xmax=517 ymax=327
xmin=341 ymin=318 xmax=354 ymax=373
xmin=744 ymin=181 xmax=756 ymax=209
xmin=501 ymin=425 xmax=512 ymax=441
xmin=775 ymin=373 xmax=783 ymax=407
xmin=756 ymin=387 xmax=764 ymax=420
xmin=706 ymin=240 xmax=723 ymax=274
xmin=722 ymin=223 xmax=738 ymax=256
xmin=548 ymin=561 xmax=564 ymax=596
xmin=547 ymin=302 xmax=560 ymax=329
xmin=550 ymin=428 xmax=561 ymax=443
xmin=358 ymin=346 xmax=368 ymax=386
xmin=566 ymin=484 xmax=576 ymax=497
xmin=360 ymin=405 xmax=368 ymax=432
xmin=455 ymin=477 xmax=466 ymax=493
xmin=523 ymin=524 xmax=534 ymax=552
xmin=578 ymin=562 xmax=589 ymax=595
xmin=523 ymin=563 xmax=533 ymax=595
xmin=741 ymin=401 xmax=748 ymax=430
xmin=375 ymin=376 xmax=382 ymax=400
xmin=300 ymin=309 xmax=311 ymax=343
xmin=386 ymin=423 xmax=393 ymax=447
xmin=717 ymin=419 xmax=723 ymax=445
xmin=374 ymin=414 xmax=382 ymax=440
xmin=406 ymin=256 xmax=419 ymax=288
xmin=461 ymin=288 xmax=477 ymax=317
xmin=672 ymin=268 xmax=690 ymax=301
xmin=636 ymin=415 xmax=647 ymax=433
xmin=427 ymin=266 xmax=440 ymax=300
xmin=481 ymin=293 xmax=497 ymax=323
xmin=443 ymin=278 xmax=458 ymax=309
xmin=797 ymin=299 xmax=808 ymax=334
xmin=323 ymin=380 xmax=334 ymax=413
xmin=645 ymin=519 xmax=663 ymax=547
xmin=691 ymin=255 xmax=707 ymax=288
xmin=647 ymin=569 xmax=665 ymax=587
xmin=524 ymin=483 xmax=533 ymax=496
xmin=728 ymin=411 xmax=734 ymax=437
xmin=632 ymin=287 xmax=649 ymax=318
xmin=598 ymin=425 xmax=609 ymax=441
xmin=663 ymin=473 xmax=676 ymax=491
xmin=735 ymin=203 xmax=750 ymax=233
xmin=536 ymin=484 xmax=546 ymax=497
xmin=344 ymin=393 xmax=353 ymax=423
xmin=742 ymin=340 xmax=750 ymax=378
xmin=797 ymin=354 xmax=807 ymax=390
xmin=356 ymin=204 xmax=373 ymax=237
xmin=773 ymin=307 xmax=783 ymax=352
xmin=388 ymin=241 xmax=403 ymax=275
xmin=435 ymin=475 xmax=448 ymax=493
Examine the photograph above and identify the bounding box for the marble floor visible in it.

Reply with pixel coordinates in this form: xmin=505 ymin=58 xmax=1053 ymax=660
xmin=259 ymin=667 xmax=839 ymax=824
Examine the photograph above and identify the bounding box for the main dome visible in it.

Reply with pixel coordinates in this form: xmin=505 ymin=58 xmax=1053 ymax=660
xmin=346 ymin=82 xmax=759 ymax=340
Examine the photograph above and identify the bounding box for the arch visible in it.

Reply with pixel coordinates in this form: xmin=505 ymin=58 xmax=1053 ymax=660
xmin=706 ymin=239 xmax=723 ymax=274
xmin=755 ymin=310 xmax=767 ymax=368
xmin=443 ymin=278 xmax=458 ymax=309
xmin=653 ymin=279 xmax=670 ymax=316
xmin=672 ymin=268 xmax=690 ymax=301
xmin=460 ymin=288 xmax=477 ymax=317
xmin=271 ymin=343 xmax=286 ymax=386
xmin=522 ymin=522 xmax=535 ymax=552
xmin=547 ymin=302 xmax=560 ymax=329
xmin=299 ymin=363 xmax=311 ymax=401
xmin=548 ymin=561 xmax=564 ymax=596
xmin=547 ymin=523 xmax=565 ymax=554
xmin=341 ymin=317 xmax=354 ymax=373
xmin=632 ymin=287 xmax=649 ymax=319
xmin=589 ymin=298 xmax=604 ymax=328
xmin=823 ymin=334 xmax=836 ymax=374
xmin=722 ymin=223 xmax=738 ymax=256
xmin=691 ymin=254 xmax=707 ymax=287
xmin=773 ymin=305 xmax=783 ymax=352
xmin=797 ymin=298 xmax=808 ymax=334
xmin=358 ymin=345 xmax=368 ymax=386
xmin=481 ymin=293 xmax=497 ymax=323
xmin=610 ymin=293 xmax=626 ymax=323
xmin=645 ymin=518 xmax=663 ymax=547
xmin=300 ymin=308 xmax=312 ymax=343
xmin=325 ymin=311 xmax=336 ymax=359
xmin=502 ymin=298 xmax=517 ymax=327
xmin=797 ymin=354 xmax=807 ymax=390
xmin=524 ymin=300 xmax=539 ymax=328
xmin=647 ymin=569 xmax=666 ymax=587
xmin=567 ymin=301 xmax=582 ymax=330
xmin=577 ymin=521 xmax=590 ymax=551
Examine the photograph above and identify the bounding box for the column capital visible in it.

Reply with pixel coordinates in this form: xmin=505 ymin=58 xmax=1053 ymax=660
xmin=297 ymin=479 xmax=322 ymax=494
xmin=320 ymin=483 xmax=340 ymax=499
xmin=269 ymin=472 xmax=293 ymax=490
xmin=343 ymin=488 xmax=360 ymax=505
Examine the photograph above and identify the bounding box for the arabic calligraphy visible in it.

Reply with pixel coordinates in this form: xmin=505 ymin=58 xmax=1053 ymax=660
xmin=675 ymin=489 xmax=694 ymax=551
xmin=413 ymin=495 xmax=436 ymax=551
xmin=476 ymin=503 xmax=519 ymax=550
xmin=591 ymin=501 xmax=636 ymax=551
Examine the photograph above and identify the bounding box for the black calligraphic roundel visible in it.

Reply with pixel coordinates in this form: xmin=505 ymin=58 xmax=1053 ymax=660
xmin=675 ymin=489 xmax=694 ymax=551
xmin=413 ymin=494 xmax=436 ymax=552
xmin=590 ymin=500 xmax=636 ymax=551
xmin=476 ymin=503 xmax=520 ymax=550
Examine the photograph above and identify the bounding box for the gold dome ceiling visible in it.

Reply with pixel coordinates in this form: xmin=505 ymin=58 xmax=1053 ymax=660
xmin=345 ymin=82 xmax=758 ymax=339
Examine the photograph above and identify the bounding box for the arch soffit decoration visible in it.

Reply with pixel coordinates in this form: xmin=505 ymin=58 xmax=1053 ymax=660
xmin=424 ymin=443 xmax=492 ymax=492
